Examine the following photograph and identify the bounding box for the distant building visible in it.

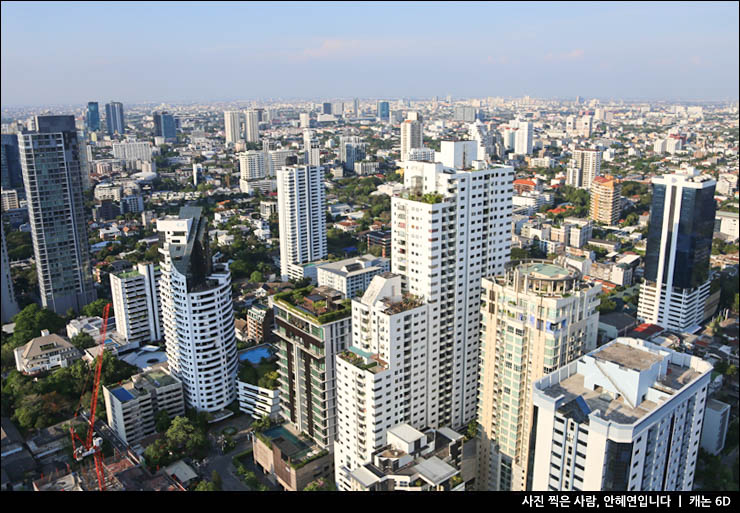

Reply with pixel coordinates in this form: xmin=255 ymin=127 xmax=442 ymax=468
xmin=105 ymin=101 xmax=125 ymax=136
xmin=86 ymin=102 xmax=100 ymax=131
xmin=590 ymin=175 xmax=621 ymax=225
xmin=153 ymin=111 xmax=176 ymax=141
xmin=567 ymin=148 xmax=602 ymax=189
xmin=376 ymin=101 xmax=390 ymax=122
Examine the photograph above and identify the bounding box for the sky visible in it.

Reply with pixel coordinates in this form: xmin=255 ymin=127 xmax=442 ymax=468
xmin=1 ymin=1 xmax=738 ymax=106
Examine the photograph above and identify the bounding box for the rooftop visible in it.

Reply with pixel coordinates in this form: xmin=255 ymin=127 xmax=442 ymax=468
xmin=596 ymin=341 xmax=662 ymax=371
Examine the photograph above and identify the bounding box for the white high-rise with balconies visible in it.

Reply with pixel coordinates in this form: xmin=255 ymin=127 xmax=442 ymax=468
xmin=157 ymin=206 xmax=237 ymax=412
xmin=513 ymin=120 xmax=533 ymax=155
xmin=334 ymin=273 xmax=431 ymax=490
xmin=400 ymin=119 xmax=423 ymax=162
xmin=239 ymin=151 xmax=267 ymax=180
xmin=224 ymin=111 xmax=242 ymax=144
xmin=244 ymin=109 xmax=260 ymax=143
xmin=567 ymin=149 xmax=602 ymax=189
xmin=277 ymin=165 xmax=327 ymax=281
xmin=110 ymin=262 xmax=163 ymax=345
xmin=392 ymin=141 xmax=514 ymax=430
xmin=531 ymin=337 xmax=712 ymax=491
xmin=303 ymin=129 xmax=321 ymax=167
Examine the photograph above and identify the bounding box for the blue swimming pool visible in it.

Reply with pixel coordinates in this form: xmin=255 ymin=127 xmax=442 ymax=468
xmin=239 ymin=345 xmax=274 ymax=364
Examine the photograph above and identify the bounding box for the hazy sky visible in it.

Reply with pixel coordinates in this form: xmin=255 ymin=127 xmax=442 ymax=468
xmin=1 ymin=1 xmax=738 ymax=106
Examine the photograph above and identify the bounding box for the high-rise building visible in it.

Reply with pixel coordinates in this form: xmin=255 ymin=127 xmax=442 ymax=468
xmin=1 ymin=133 xmax=23 ymax=190
xmin=531 ymin=337 xmax=712 ymax=491
xmin=266 ymin=149 xmax=297 ymax=177
xmin=454 ymin=105 xmax=477 ymax=122
xmin=112 ymin=141 xmax=153 ymax=164
xmin=400 ymin=119 xmax=423 ymax=162
xmin=224 ymin=110 xmax=242 ymax=144
xmin=334 ymin=274 xmax=431 ymax=489
xmin=110 ymin=263 xmax=163 ymax=345
xmin=513 ymin=120 xmax=533 ymax=156
xmin=153 ymin=111 xmax=176 ymax=141
xmin=637 ymin=169 xmax=716 ymax=333
xmin=276 ymin=165 xmax=327 ymax=281
xmin=589 ymin=176 xmax=622 ymax=226
xmin=303 ymin=129 xmax=321 ymax=167
xmin=86 ymin=102 xmax=100 ymax=131
xmin=477 ymin=260 xmax=601 ymax=491
xmin=238 ymin=150 xmax=267 ymax=181
xmin=1 ymin=224 xmax=19 ymax=324
xmin=339 ymin=135 xmax=366 ymax=171
xmin=105 ymin=101 xmax=125 ymax=136
xmin=299 ymin=112 xmax=311 ymax=129
xmin=1 ymin=188 xmax=19 ymax=211
xmin=376 ymin=101 xmax=390 ymax=122
xmin=157 ymin=207 xmax=238 ymax=411
xmin=322 ymin=102 xmax=332 ymax=115
xmin=392 ymin=145 xmax=514 ymax=430
xmin=269 ymin=285 xmax=352 ymax=448
xmin=353 ymin=98 xmax=359 ymax=116
xmin=566 ymin=148 xmax=602 ymax=189
xmin=19 ymin=115 xmax=96 ymax=315
xmin=244 ymin=109 xmax=260 ymax=143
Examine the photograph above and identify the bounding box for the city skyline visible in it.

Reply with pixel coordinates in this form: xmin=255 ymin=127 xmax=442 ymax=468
xmin=1 ymin=1 xmax=739 ymax=106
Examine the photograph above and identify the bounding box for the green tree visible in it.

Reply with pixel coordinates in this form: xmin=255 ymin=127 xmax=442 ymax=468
xmin=154 ymin=410 xmax=172 ymax=433
xmin=249 ymin=271 xmax=264 ymax=283
xmin=81 ymin=299 xmax=110 ymax=318
xmin=597 ymin=297 xmax=617 ymax=314
xmin=9 ymin=304 xmax=66 ymax=348
xmin=70 ymin=332 xmax=97 ymax=351
xmin=510 ymin=247 xmax=528 ymax=260
xmin=194 ymin=480 xmax=218 ymax=491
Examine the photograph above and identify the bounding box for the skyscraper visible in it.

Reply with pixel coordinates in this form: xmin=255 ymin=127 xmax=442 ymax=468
xmin=244 ymin=109 xmax=260 ymax=143
xmin=339 ymin=135 xmax=366 ymax=171
xmin=513 ymin=120 xmax=533 ymax=155
xmin=589 ymin=176 xmax=622 ymax=226
xmin=1 ymin=224 xmax=19 ymax=324
xmin=376 ymin=101 xmax=390 ymax=122
xmin=531 ymin=337 xmax=712 ymax=491
xmin=566 ymin=148 xmax=602 ymax=189
xmin=157 ymin=207 xmax=238 ymax=411
xmin=19 ymin=115 xmax=96 ymax=315
xmin=276 ymin=165 xmax=327 ymax=281
xmin=1 ymin=133 xmax=23 ymax=190
xmin=105 ymin=101 xmax=125 ymax=136
xmin=400 ymin=119 xmax=423 ymax=162
xmin=391 ymin=144 xmax=513 ymax=430
xmin=153 ymin=111 xmax=176 ymax=141
xmin=477 ymin=261 xmax=600 ymax=491
xmin=637 ymin=168 xmax=716 ymax=332
xmin=303 ymin=129 xmax=321 ymax=167
xmin=86 ymin=101 xmax=100 ymax=131
xmin=322 ymin=102 xmax=332 ymax=115
xmin=224 ymin=110 xmax=242 ymax=144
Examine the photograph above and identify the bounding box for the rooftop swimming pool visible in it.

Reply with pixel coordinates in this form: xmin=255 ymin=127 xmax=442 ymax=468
xmin=239 ymin=345 xmax=274 ymax=364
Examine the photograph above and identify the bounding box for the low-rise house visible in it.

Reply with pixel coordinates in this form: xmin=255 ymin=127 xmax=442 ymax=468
xmin=14 ymin=331 xmax=82 ymax=375
xmin=346 ymin=423 xmax=467 ymax=492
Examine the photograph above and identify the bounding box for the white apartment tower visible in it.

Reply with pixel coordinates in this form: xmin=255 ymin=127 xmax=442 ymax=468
xmin=277 ymin=165 xmax=327 ymax=281
xmin=531 ymin=338 xmax=712 ymax=491
xmin=400 ymin=119 xmax=423 ymax=162
xmin=477 ymin=261 xmax=601 ymax=491
xmin=303 ymin=129 xmax=321 ymax=167
xmin=567 ymin=148 xmax=602 ymax=189
xmin=244 ymin=109 xmax=260 ymax=143
xmin=334 ymin=274 xmax=431 ymax=490
xmin=110 ymin=262 xmax=163 ymax=345
xmin=637 ymin=169 xmax=716 ymax=333
xmin=392 ymin=142 xmax=514 ymax=430
xmin=513 ymin=120 xmax=533 ymax=156
xmin=239 ymin=151 xmax=267 ymax=180
xmin=224 ymin=110 xmax=242 ymax=144
xmin=157 ymin=207 xmax=238 ymax=411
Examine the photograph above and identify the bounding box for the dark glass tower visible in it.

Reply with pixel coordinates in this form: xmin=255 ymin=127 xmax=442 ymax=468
xmin=86 ymin=101 xmax=100 ymax=131
xmin=153 ymin=111 xmax=176 ymax=141
xmin=1 ymin=133 xmax=23 ymax=189
xmin=18 ymin=115 xmax=96 ymax=315
xmin=105 ymin=101 xmax=125 ymax=135
xmin=376 ymin=100 xmax=390 ymax=122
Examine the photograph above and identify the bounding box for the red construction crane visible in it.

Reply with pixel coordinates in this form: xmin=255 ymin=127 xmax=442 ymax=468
xmin=70 ymin=302 xmax=111 ymax=491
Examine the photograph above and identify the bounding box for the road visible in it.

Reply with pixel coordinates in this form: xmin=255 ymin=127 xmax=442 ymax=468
xmin=202 ymin=439 xmax=252 ymax=491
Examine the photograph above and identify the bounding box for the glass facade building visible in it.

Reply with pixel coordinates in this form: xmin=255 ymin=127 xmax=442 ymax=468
xmin=86 ymin=101 xmax=100 ymax=131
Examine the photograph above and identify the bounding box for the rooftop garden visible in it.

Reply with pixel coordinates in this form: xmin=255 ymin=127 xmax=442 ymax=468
xmin=403 ymin=191 xmax=444 ymax=204
xmin=237 ymin=360 xmax=278 ymax=389
xmin=338 ymin=350 xmax=382 ymax=372
xmin=273 ymin=286 xmax=351 ymax=324
xmin=383 ymin=293 xmax=424 ymax=314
